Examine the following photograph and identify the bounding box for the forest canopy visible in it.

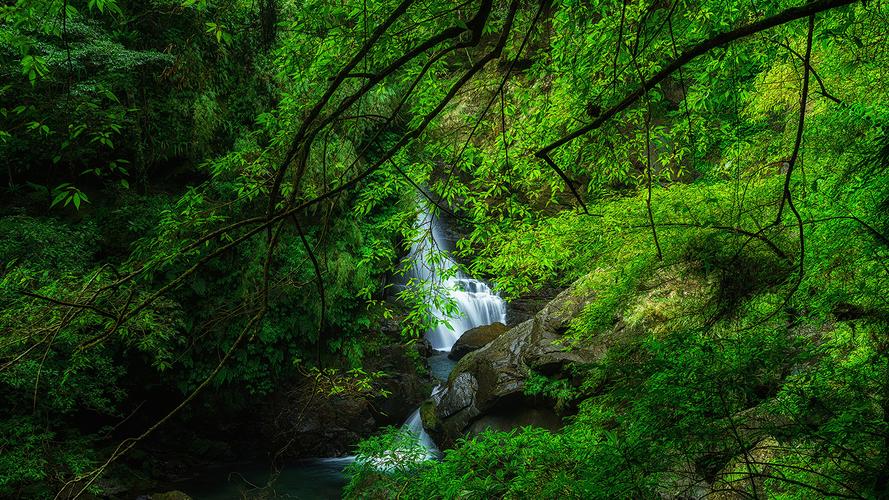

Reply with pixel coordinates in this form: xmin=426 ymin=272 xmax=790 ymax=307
xmin=1 ymin=0 xmax=887 ymax=498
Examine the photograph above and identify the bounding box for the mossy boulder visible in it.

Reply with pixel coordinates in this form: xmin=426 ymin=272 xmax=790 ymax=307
xmin=419 ymin=399 xmax=440 ymax=434
xmin=431 ymin=268 xmax=708 ymax=448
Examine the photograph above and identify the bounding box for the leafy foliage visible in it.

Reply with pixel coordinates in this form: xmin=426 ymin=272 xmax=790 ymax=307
xmin=1 ymin=0 xmax=887 ymax=497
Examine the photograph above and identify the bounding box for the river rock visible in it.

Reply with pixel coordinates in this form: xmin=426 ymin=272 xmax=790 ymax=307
xmin=465 ymin=405 xmax=562 ymax=436
xmin=428 ymin=273 xmax=629 ymax=447
xmin=448 ymin=322 xmax=508 ymax=361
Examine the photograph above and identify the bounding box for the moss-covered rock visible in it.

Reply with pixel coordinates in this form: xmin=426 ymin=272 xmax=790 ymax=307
xmin=419 ymin=399 xmax=440 ymax=435
xmin=431 ymin=267 xmax=712 ymax=448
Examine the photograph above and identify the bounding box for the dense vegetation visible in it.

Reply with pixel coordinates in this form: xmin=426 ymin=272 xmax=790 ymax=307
xmin=1 ymin=0 xmax=886 ymax=498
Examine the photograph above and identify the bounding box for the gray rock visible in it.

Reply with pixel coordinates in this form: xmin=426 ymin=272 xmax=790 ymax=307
xmin=466 ymin=406 xmax=563 ymax=436
xmin=505 ymin=286 xmax=564 ymax=326
xmin=430 ymin=275 xmax=614 ymax=447
xmin=448 ymin=322 xmax=508 ymax=361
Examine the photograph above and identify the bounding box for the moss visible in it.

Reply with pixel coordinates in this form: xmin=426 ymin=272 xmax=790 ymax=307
xmin=420 ymin=399 xmax=440 ymax=434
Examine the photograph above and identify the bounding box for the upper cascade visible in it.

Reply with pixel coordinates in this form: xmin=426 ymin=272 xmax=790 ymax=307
xmin=405 ymin=204 xmax=507 ymax=351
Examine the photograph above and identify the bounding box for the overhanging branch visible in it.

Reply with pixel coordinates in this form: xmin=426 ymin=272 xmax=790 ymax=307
xmin=536 ymin=0 xmax=855 ymax=158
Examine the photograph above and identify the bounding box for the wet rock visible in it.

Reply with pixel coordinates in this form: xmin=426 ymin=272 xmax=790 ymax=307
xmin=379 ymin=342 xmax=435 ymax=425
xmin=505 ymin=286 xmax=564 ymax=326
xmin=449 ymin=322 xmax=508 ymax=361
xmin=419 ymin=399 xmax=440 ymax=435
xmin=465 ymin=404 xmax=563 ymax=436
xmin=431 ymin=274 xmax=614 ymax=447
xmin=414 ymin=337 xmax=434 ymax=359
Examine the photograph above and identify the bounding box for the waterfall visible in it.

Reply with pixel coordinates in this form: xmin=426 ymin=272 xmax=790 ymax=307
xmin=393 ymin=203 xmax=506 ymax=460
xmin=405 ymin=205 xmax=507 ymax=351
xmin=319 ymin=205 xmax=506 ymax=473
xmin=401 ymin=408 xmax=438 ymax=459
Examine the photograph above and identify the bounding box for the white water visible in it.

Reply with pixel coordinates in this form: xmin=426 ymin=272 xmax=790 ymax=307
xmin=405 ymin=206 xmax=507 ymax=351
xmin=401 ymin=408 xmax=439 ymax=459
xmin=395 ymin=204 xmax=507 ymax=459
xmin=328 ymin=394 xmax=441 ymax=470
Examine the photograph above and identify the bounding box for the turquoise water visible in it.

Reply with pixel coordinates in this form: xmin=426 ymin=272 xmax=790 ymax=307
xmin=428 ymin=352 xmax=456 ymax=382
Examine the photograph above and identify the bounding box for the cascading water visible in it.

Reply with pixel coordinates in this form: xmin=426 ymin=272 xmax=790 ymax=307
xmin=396 ymin=204 xmax=507 ymax=457
xmin=405 ymin=206 xmax=507 ymax=351
xmin=401 ymin=407 xmax=438 ymax=458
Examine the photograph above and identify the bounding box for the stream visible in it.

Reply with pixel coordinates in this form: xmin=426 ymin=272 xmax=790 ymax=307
xmin=179 ymin=206 xmax=505 ymax=499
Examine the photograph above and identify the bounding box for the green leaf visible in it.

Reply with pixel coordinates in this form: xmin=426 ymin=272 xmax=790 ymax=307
xmin=50 ymin=191 xmax=67 ymax=208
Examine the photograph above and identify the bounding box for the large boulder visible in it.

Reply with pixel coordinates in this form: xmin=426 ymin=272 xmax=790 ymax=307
xmin=427 ymin=266 xmax=713 ymax=447
xmin=449 ymin=322 xmax=508 ymax=361
xmin=465 ymin=406 xmax=562 ymax=436
xmin=427 ymin=274 xmax=623 ymax=447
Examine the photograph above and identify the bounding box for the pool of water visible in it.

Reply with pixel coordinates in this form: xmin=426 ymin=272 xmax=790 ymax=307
xmin=177 ymin=457 xmax=353 ymax=500
xmin=428 ymin=351 xmax=456 ymax=382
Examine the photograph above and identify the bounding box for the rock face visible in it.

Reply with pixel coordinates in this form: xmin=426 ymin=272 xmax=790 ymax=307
xmin=261 ymin=341 xmax=432 ymax=458
xmin=448 ymin=322 xmax=508 ymax=361
xmin=426 ymin=274 xmax=625 ymax=447
xmin=504 ymin=286 xmax=564 ymax=326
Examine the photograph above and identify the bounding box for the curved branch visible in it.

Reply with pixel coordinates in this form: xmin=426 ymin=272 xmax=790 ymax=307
xmin=770 ymin=37 xmax=843 ymax=105
xmin=535 ymin=0 xmax=855 ymax=157
xmin=293 ymin=214 xmax=326 ymax=364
